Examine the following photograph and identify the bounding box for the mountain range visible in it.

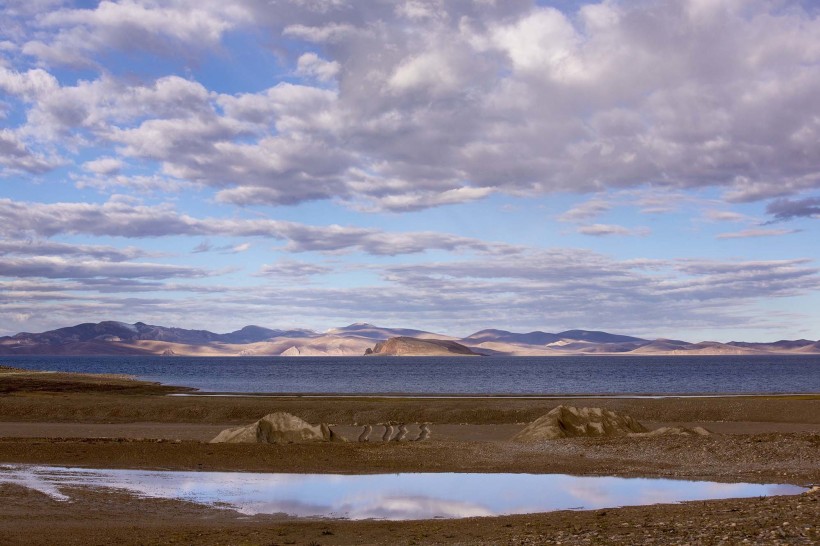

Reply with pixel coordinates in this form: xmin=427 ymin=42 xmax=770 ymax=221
xmin=0 ymin=321 xmax=818 ymax=357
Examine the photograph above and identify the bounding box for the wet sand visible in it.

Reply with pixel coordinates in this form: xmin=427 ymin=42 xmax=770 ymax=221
xmin=0 ymin=367 xmax=818 ymax=544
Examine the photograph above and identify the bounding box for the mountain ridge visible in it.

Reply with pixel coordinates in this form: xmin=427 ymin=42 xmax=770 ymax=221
xmin=0 ymin=321 xmax=817 ymax=357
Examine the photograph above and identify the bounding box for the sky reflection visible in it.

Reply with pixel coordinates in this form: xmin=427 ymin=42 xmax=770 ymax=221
xmin=0 ymin=465 xmax=805 ymax=521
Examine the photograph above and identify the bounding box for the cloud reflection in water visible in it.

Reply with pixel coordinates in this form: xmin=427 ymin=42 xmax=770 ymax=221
xmin=0 ymin=465 xmax=804 ymax=521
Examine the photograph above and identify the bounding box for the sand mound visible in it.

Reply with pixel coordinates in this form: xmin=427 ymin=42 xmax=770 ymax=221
xmin=634 ymin=426 xmax=712 ymax=437
xmin=210 ymin=412 xmax=341 ymax=444
xmin=513 ymin=405 xmax=648 ymax=441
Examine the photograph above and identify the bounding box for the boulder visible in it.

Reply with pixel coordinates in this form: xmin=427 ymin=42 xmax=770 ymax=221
xmin=210 ymin=412 xmax=341 ymax=444
xmin=513 ymin=405 xmax=648 ymax=441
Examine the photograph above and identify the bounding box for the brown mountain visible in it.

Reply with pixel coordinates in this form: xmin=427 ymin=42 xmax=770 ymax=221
xmin=365 ymin=337 xmax=480 ymax=356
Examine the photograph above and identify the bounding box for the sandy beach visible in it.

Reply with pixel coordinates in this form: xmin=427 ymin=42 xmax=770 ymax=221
xmin=0 ymin=367 xmax=818 ymax=545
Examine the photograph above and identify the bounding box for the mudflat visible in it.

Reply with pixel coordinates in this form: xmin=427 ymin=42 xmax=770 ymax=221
xmin=0 ymin=367 xmax=818 ymax=545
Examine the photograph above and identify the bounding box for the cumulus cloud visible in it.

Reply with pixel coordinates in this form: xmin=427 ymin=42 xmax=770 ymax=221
xmin=23 ymin=1 xmax=251 ymax=66
xmin=2 ymin=1 xmax=820 ymax=338
xmin=3 ymin=1 xmax=817 ymax=209
xmin=82 ymin=156 xmax=122 ymax=175
xmin=0 ymin=129 xmax=57 ymax=174
xmin=295 ymin=52 xmax=340 ymax=82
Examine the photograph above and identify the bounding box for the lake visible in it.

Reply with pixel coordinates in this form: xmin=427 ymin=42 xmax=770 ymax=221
xmin=2 ymin=354 xmax=818 ymax=395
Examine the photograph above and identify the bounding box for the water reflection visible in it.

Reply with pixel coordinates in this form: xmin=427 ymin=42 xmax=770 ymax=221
xmin=0 ymin=465 xmax=804 ymax=520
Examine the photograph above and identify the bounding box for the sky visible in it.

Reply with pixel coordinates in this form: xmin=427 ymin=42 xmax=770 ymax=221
xmin=1 ymin=0 xmax=819 ymax=341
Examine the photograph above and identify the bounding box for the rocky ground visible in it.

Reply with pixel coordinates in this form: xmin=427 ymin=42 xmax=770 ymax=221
xmin=0 ymin=367 xmax=818 ymax=545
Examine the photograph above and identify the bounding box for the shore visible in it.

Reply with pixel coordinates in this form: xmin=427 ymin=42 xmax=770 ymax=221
xmin=0 ymin=367 xmax=818 ymax=544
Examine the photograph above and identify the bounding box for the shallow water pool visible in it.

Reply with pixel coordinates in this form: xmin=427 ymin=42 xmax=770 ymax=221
xmin=0 ymin=465 xmax=805 ymax=520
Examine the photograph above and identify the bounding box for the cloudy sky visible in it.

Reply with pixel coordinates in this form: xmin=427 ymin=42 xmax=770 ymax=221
xmin=1 ymin=0 xmax=819 ymax=341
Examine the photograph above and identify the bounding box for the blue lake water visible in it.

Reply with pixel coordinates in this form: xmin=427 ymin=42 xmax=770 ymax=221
xmin=0 ymin=465 xmax=804 ymax=520
xmin=2 ymin=355 xmax=818 ymax=395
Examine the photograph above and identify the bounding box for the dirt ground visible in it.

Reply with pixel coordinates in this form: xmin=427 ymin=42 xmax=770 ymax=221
xmin=0 ymin=367 xmax=818 ymax=545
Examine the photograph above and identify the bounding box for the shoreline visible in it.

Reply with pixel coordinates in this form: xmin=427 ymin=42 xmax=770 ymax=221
xmin=4 ymin=351 xmax=820 ymax=357
xmin=168 ymin=391 xmax=820 ymax=399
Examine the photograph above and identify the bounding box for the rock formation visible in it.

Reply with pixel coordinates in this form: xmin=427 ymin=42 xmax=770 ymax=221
xmin=210 ymin=412 xmax=341 ymax=444
xmin=514 ymin=405 xmax=713 ymax=441
xmin=513 ymin=405 xmax=648 ymax=441
xmin=357 ymin=424 xmax=372 ymax=442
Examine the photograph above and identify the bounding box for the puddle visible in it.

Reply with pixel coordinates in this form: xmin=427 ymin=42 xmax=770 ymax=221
xmin=0 ymin=465 xmax=805 ymax=520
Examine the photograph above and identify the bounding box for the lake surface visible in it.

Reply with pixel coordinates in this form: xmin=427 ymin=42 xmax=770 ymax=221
xmin=0 ymin=465 xmax=804 ymax=520
xmin=2 ymin=355 xmax=818 ymax=395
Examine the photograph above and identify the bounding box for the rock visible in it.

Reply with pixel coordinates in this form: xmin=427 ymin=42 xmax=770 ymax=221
xmin=637 ymin=425 xmax=712 ymax=437
xmin=513 ymin=405 xmax=648 ymax=441
xmin=365 ymin=336 xmax=480 ymax=356
xmin=210 ymin=412 xmax=342 ymax=444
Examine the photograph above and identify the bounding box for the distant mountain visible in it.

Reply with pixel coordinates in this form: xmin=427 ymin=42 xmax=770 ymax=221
xmin=728 ymin=339 xmax=817 ymax=352
xmin=629 ymin=339 xmax=695 ymax=354
xmin=365 ymin=337 xmax=480 ymax=357
xmin=462 ymin=328 xmax=645 ymax=346
xmin=0 ymin=321 xmax=314 ymax=348
xmin=0 ymin=321 xmax=816 ymax=356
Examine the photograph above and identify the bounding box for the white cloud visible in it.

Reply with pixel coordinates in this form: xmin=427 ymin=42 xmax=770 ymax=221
xmin=4 ymin=1 xmax=819 ymax=210
xmin=296 ymin=52 xmax=340 ymax=82
xmin=26 ymin=0 xmax=250 ymax=66
xmin=0 ymin=129 xmax=58 ymax=174
xmin=716 ymin=228 xmax=800 ymax=239
xmin=82 ymin=156 xmax=122 ymax=175
xmin=578 ymin=224 xmax=650 ymax=237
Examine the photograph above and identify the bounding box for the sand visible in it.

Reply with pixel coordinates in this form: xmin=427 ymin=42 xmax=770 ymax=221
xmin=0 ymin=368 xmax=818 ymax=545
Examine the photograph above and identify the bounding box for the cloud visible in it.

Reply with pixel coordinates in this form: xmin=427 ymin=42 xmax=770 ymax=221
xmin=578 ymin=224 xmax=650 ymax=237
xmin=0 ymin=239 xmax=148 ymax=261
xmin=765 ymin=197 xmax=820 ymax=222
xmin=0 ymin=256 xmax=206 ymax=280
xmin=257 ymin=260 xmax=332 ymax=278
xmin=0 ymin=197 xmax=518 ymax=256
xmin=716 ymin=228 xmax=800 ymax=239
xmin=82 ymin=156 xmax=122 ymax=175
xmin=702 ymin=210 xmax=752 ymax=223
xmin=0 ymin=129 xmax=57 ymax=174
xmin=23 ymin=1 xmax=251 ymax=66
xmin=2 ymin=1 xmax=818 ymax=210
xmin=558 ymin=198 xmax=612 ymax=222
xmin=359 ymin=186 xmax=494 ymax=212
xmin=295 ymin=52 xmax=340 ymax=82
xmin=3 ymin=248 xmax=818 ymax=339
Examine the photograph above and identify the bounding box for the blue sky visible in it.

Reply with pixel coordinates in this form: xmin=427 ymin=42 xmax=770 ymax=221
xmin=1 ymin=0 xmax=819 ymax=341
